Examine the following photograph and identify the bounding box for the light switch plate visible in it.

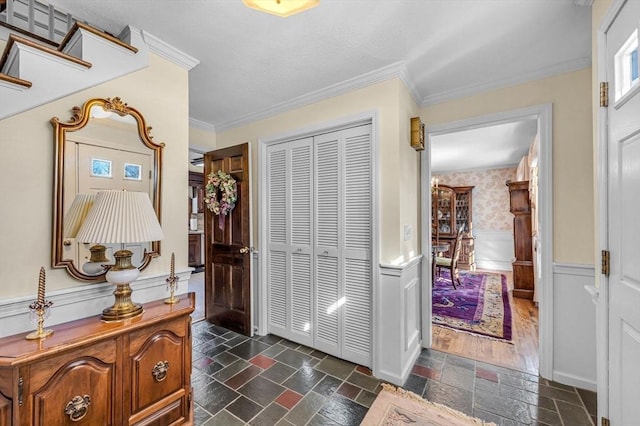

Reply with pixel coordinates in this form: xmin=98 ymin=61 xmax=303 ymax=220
xmin=404 ymin=224 xmax=412 ymax=241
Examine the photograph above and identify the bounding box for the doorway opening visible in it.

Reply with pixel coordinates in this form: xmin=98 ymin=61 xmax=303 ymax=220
xmin=421 ymin=104 xmax=553 ymax=378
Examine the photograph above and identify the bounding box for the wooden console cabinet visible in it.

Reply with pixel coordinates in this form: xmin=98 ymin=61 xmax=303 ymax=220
xmin=507 ymin=181 xmax=534 ymax=299
xmin=432 ymin=184 xmax=475 ymax=269
xmin=0 ymin=294 xmax=195 ymax=425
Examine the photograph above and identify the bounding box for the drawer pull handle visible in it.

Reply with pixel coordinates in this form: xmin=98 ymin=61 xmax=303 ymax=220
xmin=152 ymin=360 xmax=170 ymax=382
xmin=64 ymin=395 xmax=91 ymax=422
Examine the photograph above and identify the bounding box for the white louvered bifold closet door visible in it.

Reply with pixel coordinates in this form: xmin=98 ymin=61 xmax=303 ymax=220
xmin=266 ymin=137 xmax=314 ymax=346
xmin=314 ymin=124 xmax=372 ymax=367
xmin=342 ymin=126 xmax=372 ymax=366
xmin=266 ymin=124 xmax=372 ymax=367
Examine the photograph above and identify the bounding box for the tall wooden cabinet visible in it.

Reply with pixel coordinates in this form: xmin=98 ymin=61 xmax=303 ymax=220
xmin=0 ymin=295 xmax=195 ymax=425
xmin=507 ymin=181 xmax=534 ymax=299
xmin=432 ymin=185 xmax=475 ymax=269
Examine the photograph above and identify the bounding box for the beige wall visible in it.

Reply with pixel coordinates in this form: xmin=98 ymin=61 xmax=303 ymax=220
xmin=422 ymin=69 xmax=594 ymax=265
xmin=0 ymin=54 xmax=190 ymax=298
xmin=190 ymin=125 xmax=217 ymax=151
xmin=398 ymin=80 xmax=423 ymax=260
xmin=188 ymin=126 xmax=215 ymax=173
xmin=215 ymin=78 xmax=421 ymax=265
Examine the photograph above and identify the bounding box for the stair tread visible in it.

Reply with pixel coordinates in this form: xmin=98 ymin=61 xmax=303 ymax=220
xmin=0 ymin=73 xmax=32 ymax=88
xmin=60 ymin=22 xmax=138 ymax=54
xmin=0 ymin=21 xmax=59 ymax=48
xmin=0 ymin=34 xmax=92 ymax=75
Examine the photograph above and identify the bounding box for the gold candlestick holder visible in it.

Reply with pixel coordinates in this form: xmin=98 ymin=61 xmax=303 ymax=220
xmin=165 ymin=252 xmax=179 ymax=304
xmin=26 ymin=299 xmax=54 ymax=340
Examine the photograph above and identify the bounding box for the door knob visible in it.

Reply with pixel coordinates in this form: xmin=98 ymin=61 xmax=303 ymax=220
xmin=240 ymin=247 xmax=250 ymax=254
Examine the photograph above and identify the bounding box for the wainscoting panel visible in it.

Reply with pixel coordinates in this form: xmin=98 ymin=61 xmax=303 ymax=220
xmin=474 ymin=229 xmax=514 ymax=271
xmin=0 ymin=270 xmax=193 ymax=338
xmin=377 ymin=256 xmax=422 ymax=386
xmin=552 ymin=263 xmax=596 ymax=391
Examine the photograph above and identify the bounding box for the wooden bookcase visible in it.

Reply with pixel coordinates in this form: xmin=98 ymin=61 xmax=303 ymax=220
xmin=0 ymin=294 xmax=195 ymax=425
xmin=432 ymin=184 xmax=475 ymax=270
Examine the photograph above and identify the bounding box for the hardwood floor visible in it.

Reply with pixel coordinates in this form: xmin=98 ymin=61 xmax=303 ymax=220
xmin=431 ymin=269 xmax=539 ymax=375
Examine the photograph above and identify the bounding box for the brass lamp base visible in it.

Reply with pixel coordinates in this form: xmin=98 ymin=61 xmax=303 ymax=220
xmin=101 ymin=283 xmax=143 ymax=321
xmin=102 ymin=250 xmax=144 ymax=322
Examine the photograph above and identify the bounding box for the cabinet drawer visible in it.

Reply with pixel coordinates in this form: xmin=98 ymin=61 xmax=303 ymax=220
xmin=129 ymin=322 xmax=186 ymax=415
xmin=130 ymin=391 xmax=187 ymax=426
xmin=30 ymin=340 xmax=117 ymax=425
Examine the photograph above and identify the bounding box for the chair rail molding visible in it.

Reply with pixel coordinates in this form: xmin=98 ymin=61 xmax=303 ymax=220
xmin=0 ymin=270 xmax=193 ymax=338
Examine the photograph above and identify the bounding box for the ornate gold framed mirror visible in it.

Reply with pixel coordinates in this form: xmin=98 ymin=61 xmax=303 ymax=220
xmin=51 ymin=97 xmax=164 ymax=282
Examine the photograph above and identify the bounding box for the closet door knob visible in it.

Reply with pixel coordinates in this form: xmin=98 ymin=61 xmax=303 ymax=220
xmin=240 ymin=247 xmax=250 ymax=254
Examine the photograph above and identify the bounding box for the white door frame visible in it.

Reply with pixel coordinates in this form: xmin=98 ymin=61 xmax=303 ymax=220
xmin=595 ymin=0 xmax=626 ymax=422
xmin=420 ymin=103 xmax=553 ymax=379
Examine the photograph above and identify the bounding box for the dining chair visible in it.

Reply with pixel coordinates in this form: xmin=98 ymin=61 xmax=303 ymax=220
xmin=434 ymin=226 xmax=465 ymax=289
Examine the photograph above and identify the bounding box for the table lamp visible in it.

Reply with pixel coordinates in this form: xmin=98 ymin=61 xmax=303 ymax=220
xmin=75 ymin=190 xmax=164 ymax=321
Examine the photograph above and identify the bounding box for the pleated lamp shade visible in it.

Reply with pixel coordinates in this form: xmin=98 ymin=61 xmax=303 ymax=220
xmin=75 ymin=190 xmax=164 ymax=244
xmin=63 ymin=193 xmax=95 ymax=238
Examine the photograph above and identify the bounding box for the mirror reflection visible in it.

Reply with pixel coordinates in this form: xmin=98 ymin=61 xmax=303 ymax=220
xmin=52 ymin=97 xmax=164 ymax=282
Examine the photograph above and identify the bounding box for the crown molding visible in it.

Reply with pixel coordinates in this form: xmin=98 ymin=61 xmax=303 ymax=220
xmin=433 ymin=162 xmax=520 ymax=175
xmin=189 ymin=117 xmax=216 ymax=133
xmin=422 ymin=56 xmax=591 ymax=106
xmin=399 ymin=66 xmax=424 ymax=106
xmin=573 ymin=0 xmax=594 ymax=6
xmin=215 ymin=61 xmax=414 ymax=133
xmin=141 ymin=30 xmax=200 ymax=70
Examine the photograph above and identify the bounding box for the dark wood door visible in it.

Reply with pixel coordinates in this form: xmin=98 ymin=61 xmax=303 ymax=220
xmin=204 ymin=143 xmax=251 ymax=335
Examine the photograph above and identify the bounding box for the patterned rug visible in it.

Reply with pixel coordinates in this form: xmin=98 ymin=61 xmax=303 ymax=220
xmin=361 ymin=384 xmax=496 ymax=425
xmin=432 ymin=270 xmax=512 ymax=341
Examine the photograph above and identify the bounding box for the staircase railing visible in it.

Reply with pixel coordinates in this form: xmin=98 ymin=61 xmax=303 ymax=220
xmin=0 ymin=0 xmax=76 ymax=44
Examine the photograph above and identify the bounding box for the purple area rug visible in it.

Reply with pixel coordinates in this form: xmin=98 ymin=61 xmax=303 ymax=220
xmin=433 ymin=270 xmax=512 ymax=342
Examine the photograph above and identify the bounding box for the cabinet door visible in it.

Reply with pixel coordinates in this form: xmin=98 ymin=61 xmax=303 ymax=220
xmin=314 ymin=134 xmax=341 ymax=357
xmin=29 ymin=340 xmax=117 ymax=426
xmin=454 ymin=189 xmax=471 ymax=233
xmin=0 ymin=393 xmax=11 ymax=426
xmin=128 ymin=320 xmax=188 ymax=424
xmin=314 ymin=125 xmax=372 ymax=367
xmin=434 ymin=187 xmax=454 ymax=237
xmin=266 ymin=138 xmax=314 ymax=346
xmin=188 ymin=234 xmax=202 ymax=266
xmin=341 ymin=126 xmax=373 ymax=366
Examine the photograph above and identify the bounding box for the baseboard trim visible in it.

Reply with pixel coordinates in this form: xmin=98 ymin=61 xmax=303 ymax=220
xmin=553 ymin=371 xmax=597 ymax=392
xmin=376 ymin=342 xmax=421 ymax=386
xmin=476 ymin=260 xmax=512 ymax=271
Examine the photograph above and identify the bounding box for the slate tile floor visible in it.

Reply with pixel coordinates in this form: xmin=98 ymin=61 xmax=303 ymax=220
xmin=192 ymin=321 xmax=597 ymax=425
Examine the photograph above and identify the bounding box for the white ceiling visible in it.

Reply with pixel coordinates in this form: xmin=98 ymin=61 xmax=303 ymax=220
xmin=430 ymin=119 xmax=538 ymax=173
xmin=47 ymin=0 xmax=591 ymax=133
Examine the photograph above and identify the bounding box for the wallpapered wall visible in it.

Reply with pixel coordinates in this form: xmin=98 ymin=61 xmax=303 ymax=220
xmin=434 ymin=167 xmax=516 ymax=232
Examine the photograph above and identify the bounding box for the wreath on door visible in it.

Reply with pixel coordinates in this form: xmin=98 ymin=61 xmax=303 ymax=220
xmin=204 ymin=170 xmax=237 ymax=229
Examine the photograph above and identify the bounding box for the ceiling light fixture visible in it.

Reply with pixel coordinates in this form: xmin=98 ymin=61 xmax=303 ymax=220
xmin=242 ymin=0 xmax=319 ymax=17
